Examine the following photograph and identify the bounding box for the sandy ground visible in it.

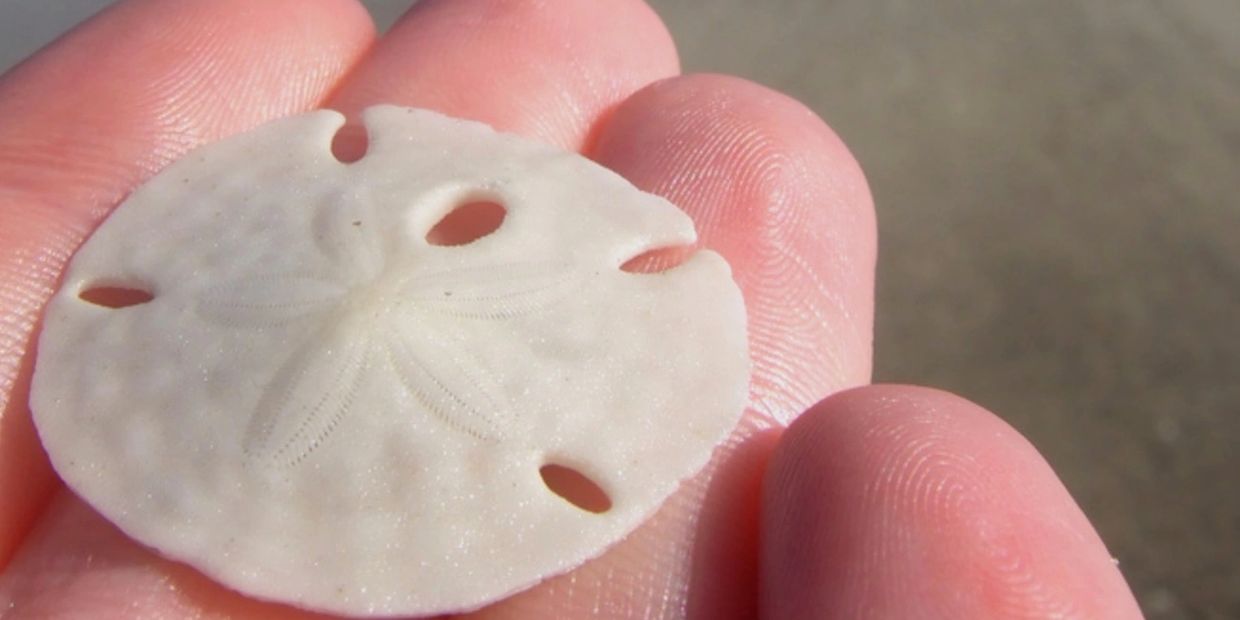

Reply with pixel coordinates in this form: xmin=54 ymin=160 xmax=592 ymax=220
xmin=3 ymin=2 xmax=1237 ymax=618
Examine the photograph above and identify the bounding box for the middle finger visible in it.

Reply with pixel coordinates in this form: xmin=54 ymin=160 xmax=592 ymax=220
xmin=326 ymin=0 xmax=679 ymax=153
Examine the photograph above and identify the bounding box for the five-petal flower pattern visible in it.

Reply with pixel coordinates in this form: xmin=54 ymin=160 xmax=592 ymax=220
xmin=196 ymin=198 xmax=578 ymax=469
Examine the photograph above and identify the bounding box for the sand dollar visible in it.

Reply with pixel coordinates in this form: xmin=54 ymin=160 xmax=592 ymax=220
xmin=31 ymin=106 xmax=748 ymax=616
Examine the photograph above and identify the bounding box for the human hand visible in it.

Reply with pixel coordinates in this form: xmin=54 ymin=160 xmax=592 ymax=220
xmin=0 ymin=1 xmax=1142 ymax=617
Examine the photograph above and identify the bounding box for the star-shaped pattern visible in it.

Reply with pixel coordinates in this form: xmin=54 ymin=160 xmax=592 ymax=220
xmin=195 ymin=199 xmax=578 ymax=469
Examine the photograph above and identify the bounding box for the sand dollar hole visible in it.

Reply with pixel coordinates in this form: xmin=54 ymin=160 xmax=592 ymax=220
xmin=620 ymin=245 xmax=694 ymax=274
xmin=330 ymin=122 xmax=368 ymax=164
xmin=426 ymin=200 xmax=507 ymax=246
xmin=539 ymin=463 xmax=612 ymax=513
xmin=78 ymin=283 xmax=154 ymax=309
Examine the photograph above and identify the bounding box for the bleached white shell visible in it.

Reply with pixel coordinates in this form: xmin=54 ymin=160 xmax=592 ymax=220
xmin=30 ymin=106 xmax=748 ymax=616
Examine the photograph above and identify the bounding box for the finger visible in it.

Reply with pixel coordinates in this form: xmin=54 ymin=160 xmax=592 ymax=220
xmin=594 ymin=74 xmax=877 ymax=423
xmin=0 ymin=0 xmax=373 ymax=567
xmin=762 ymin=385 xmax=1143 ymax=619
xmin=470 ymin=74 xmax=877 ymax=618
xmin=0 ymin=491 xmax=329 ymax=619
xmin=326 ymin=0 xmax=679 ymax=158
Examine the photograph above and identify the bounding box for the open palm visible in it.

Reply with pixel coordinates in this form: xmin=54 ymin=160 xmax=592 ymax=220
xmin=0 ymin=1 xmax=1140 ymax=618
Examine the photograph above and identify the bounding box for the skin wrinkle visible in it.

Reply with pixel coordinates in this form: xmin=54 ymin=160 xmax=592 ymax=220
xmin=541 ymin=37 xmax=592 ymax=147
xmin=1 ymin=31 xmax=361 ymax=224
xmin=602 ymin=78 xmax=873 ymax=429
xmin=640 ymin=104 xmax=723 ymax=214
xmin=898 ymin=428 xmax=1083 ymax=618
xmin=0 ymin=214 xmax=79 ymax=569
xmin=0 ymin=220 xmax=75 ymax=371
xmin=977 ymin=513 xmax=1083 ymax=619
xmin=885 ymin=417 xmax=985 ymax=615
xmin=729 ymin=111 xmax=866 ymax=405
xmin=9 ymin=33 xmax=202 ymax=208
xmin=750 ymin=375 xmax=813 ymax=426
xmin=765 ymin=388 xmax=1140 ymax=618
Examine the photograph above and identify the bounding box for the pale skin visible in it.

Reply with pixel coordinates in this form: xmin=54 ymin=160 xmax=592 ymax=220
xmin=0 ymin=1 xmax=1143 ymax=618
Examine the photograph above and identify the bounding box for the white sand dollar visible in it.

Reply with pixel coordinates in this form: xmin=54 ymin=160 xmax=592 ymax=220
xmin=31 ymin=106 xmax=748 ymax=616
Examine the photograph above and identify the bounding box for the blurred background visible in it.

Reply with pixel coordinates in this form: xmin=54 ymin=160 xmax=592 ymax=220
xmin=2 ymin=1 xmax=1236 ymax=618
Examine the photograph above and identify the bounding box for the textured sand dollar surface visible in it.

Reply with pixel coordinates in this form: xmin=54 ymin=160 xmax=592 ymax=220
xmin=30 ymin=106 xmax=748 ymax=616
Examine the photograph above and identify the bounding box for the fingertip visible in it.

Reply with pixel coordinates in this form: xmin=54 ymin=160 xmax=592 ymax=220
xmin=595 ymin=73 xmax=871 ymax=216
xmin=593 ymin=73 xmax=877 ymax=423
xmin=327 ymin=0 xmax=679 ymax=151
xmin=762 ymin=385 xmax=1142 ymax=619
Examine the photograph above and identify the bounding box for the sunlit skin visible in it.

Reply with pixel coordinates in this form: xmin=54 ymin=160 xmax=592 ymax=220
xmin=0 ymin=1 xmax=1142 ymax=618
